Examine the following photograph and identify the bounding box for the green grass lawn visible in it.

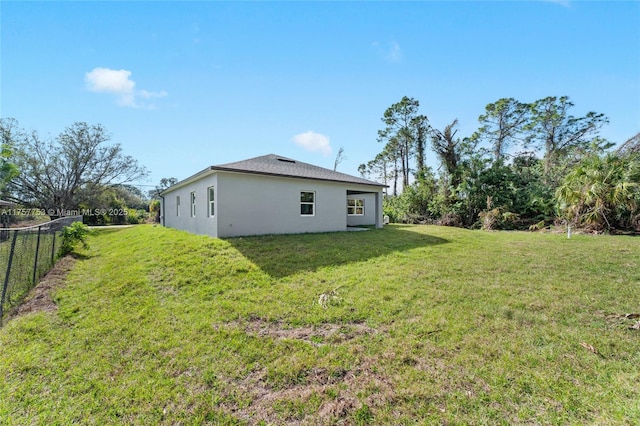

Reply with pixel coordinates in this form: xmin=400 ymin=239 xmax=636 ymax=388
xmin=1 ymin=224 xmax=639 ymax=424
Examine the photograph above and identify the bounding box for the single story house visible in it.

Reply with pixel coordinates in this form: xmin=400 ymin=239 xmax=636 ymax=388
xmin=160 ymin=154 xmax=386 ymax=238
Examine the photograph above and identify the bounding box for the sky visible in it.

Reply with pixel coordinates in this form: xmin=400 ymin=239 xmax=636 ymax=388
xmin=2 ymin=1 xmax=639 ymax=191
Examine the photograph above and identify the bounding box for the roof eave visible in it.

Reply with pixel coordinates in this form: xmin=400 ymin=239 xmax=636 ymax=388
xmin=161 ymin=162 xmax=388 ymax=196
xmin=159 ymin=166 xmax=217 ymax=195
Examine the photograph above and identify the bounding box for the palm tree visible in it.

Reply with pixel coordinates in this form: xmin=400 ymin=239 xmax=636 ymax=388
xmin=556 ymin=153 xmax=640 ymax=231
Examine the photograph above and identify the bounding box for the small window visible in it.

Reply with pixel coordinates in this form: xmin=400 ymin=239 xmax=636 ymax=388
xmin=190 ymin=191 xmax=196 ymax=217
xmin=208 ymin=187 xmax=215 ymax=217
xmin=347 ymin=198 xmax=365 ymax=216
xmin=176 ymin=196 xmax=181 ymax=217
xmin=300 ymin=191 xmax=315 ymax=216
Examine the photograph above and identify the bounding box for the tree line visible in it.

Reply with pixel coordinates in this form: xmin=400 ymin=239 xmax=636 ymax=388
xmin=359 ymin=96 xmax=640 ymax=232
xmin=0 ymin=119 xmax=155 ymax=225
xmin=2 ymin=99 xmax=638 ymax=233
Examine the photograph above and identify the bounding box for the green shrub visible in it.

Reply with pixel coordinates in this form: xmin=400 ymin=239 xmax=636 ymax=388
xmin=59 ymin=222 xmax=92 ymax=256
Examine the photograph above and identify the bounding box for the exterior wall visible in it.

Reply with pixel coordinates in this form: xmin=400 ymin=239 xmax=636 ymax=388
xmin=346 ymin=193 xmax=378 ymax=227
xmin=217 ymin=172 xmax=351 ymax=238
xmin=162 ymin=173 xmax=218 ymax=237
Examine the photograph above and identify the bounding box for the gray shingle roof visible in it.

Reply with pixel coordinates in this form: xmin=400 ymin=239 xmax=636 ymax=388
xmin=212 ymin=154 xmax=384 ymax=187
xmin=161 ymin=154 xmax=385 ymax=195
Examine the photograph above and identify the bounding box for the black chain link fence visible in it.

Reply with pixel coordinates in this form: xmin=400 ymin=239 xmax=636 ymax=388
xmin=0 ymin=216 xmax=82 ymax=326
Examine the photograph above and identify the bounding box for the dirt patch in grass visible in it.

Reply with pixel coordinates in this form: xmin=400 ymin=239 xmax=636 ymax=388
xmin=601 ymin=311 xmax=640 ymax=330
xmin=239 ymin=318 xmax=380 ymax=346
xmin=211 ymin=318 xmax=392 ymax=423
xmin=227 ymin=356 xmax=395 ymax=425
xmin=4 ymin=255 xmax=76 ymax=321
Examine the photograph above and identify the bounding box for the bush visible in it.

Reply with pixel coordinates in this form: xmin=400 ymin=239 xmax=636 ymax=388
xmin=59 ymin=222 xmax=92 ymax=256
xmin=126 ymin=214 xmax=139 ymax=224
xmin=478 ymin=208 xmax=520 ymax=230
xmin=126 ymin=209 xmax=148 ymax=225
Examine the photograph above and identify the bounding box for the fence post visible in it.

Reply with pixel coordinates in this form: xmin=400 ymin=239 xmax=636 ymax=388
xmin=32 ymin=226 xmax=42 ymax=285
xmin=51 ymin=232 xmax=57 ymax=265
xmin=1 ymin=230 xmax=19 ymax=326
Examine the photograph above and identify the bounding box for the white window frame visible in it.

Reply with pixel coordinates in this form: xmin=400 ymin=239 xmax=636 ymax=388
xmin=208 ymin=186 xmax=215 ymax=217
xmin=176 ymin=195 xmax=181 ymax=217
xmin=347 ymin=198 xmax=365 ymax=216
xmin=190 ymin=191 xmax=196 ymax=217
xmin=300 ymin=191 xmax=315 ymax=216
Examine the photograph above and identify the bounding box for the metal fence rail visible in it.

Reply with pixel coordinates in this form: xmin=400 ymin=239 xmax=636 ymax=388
xmin=0 ymin=216 xmax=82 ymax=325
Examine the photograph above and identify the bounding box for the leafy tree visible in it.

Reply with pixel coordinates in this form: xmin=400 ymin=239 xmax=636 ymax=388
xmin=383 ymin=191 xmax=411 ymax=223
xmin=149 ymin=199 xmax=161 ymax=222
xmin=460 ymin=160 xmax=520 ymax=227
xmin=400 ymin=167 xmax=439 ymax=219
xmin=525 ymin=96 xmax=610 ymax=178
xmin=360 ymin=146 xmax=399 ymax=196
xmin=113 ymin=184 xmax=148 ymax=210
xmin=148 ymin=177 xmax=178 ymax=199
xmin=363 ymin=95 xmax=620 ymax=231
xmin=451 ymin=154 xmax=485 ymax=226
xmin=0 ymin=118 xmax=21 ymax=194
xmin=556 ymin=153 xmax=640 ymax=232
xmin=509 ymin=152 xmax=555 ymax=222
xmin=378 ymin=96 xmax=428 ymax=188
xmin=428 ymin=119 xmax=484 ymax=224
xmin=8 ymin=122 xmax=147 ymax=216
xmin=412 ymin=115 xmax=430 ymax=181
xmin=430 ymin=119 xmax=465 ymax=188
xmin=471 ymin=98 xmax=529 ymax=162
xmin=382 ymin=140 xmax=402 ymax=196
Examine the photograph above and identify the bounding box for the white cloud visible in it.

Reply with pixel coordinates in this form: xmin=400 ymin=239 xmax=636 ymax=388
xmin=542 ymin=0 xmax=571 ymax=7
xmin=85 ymin=67 xmax=167 ymax=108
xmin=85 ymin=68 xmax=135 ymax=106
xmin=372 ymin=40 xmax=403 ymax=63
xmin=139 ymin=89 xmax=168 ymax=99
xmin=292 ymin=131 xmax=332 ymax=156
xmin=386 ymin=41 xmax=402 ymax=62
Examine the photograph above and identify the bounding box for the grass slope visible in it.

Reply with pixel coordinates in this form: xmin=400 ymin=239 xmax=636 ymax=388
xmin=1 ymin=225 xmax=639 ymax=424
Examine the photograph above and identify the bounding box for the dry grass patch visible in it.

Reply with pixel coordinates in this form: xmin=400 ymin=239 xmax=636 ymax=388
xmin=4 ymin=255 xmax=76 ymax=321
xmin=216 ymin=317 xmax=380 ymax=346
xmin=217 ymin=354 xmax=394 ymax=425
xmin=206 ymin=318 xmax=391 ymax=424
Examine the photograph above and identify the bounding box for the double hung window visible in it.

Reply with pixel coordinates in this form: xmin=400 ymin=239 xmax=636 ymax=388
xmin=300 ymin=191 xmax=315 ymax=216
xmin=208 ymin=187 xmax=215 ymax=217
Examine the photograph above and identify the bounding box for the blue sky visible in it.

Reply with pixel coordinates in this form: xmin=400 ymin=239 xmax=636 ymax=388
xmin=2 ymin=1 xmax=639 ymax=189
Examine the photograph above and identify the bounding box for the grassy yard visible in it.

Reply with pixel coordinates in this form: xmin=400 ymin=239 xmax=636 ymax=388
xmin=1 ymin=224 xmax=639 ymax=424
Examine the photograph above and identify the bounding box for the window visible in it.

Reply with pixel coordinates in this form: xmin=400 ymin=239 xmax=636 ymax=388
xmin=208 ymin=186 xmax=215 ymax=217
xmin=300 ymin=191 xmax=315 ymax=216
xmin=176 ymin=196 xmax=180 ymax=217
xmin=347 ymin=198 xmax=365 ymax=216
xmin=190 ymin=191 xmax=196 ymax=217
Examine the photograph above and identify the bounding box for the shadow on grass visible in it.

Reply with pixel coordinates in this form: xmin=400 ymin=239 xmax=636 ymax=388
xmin=226 ymin=225 xmax=449 ymax=278
xmin=69 ymin=251 xmax=94 ymax=261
